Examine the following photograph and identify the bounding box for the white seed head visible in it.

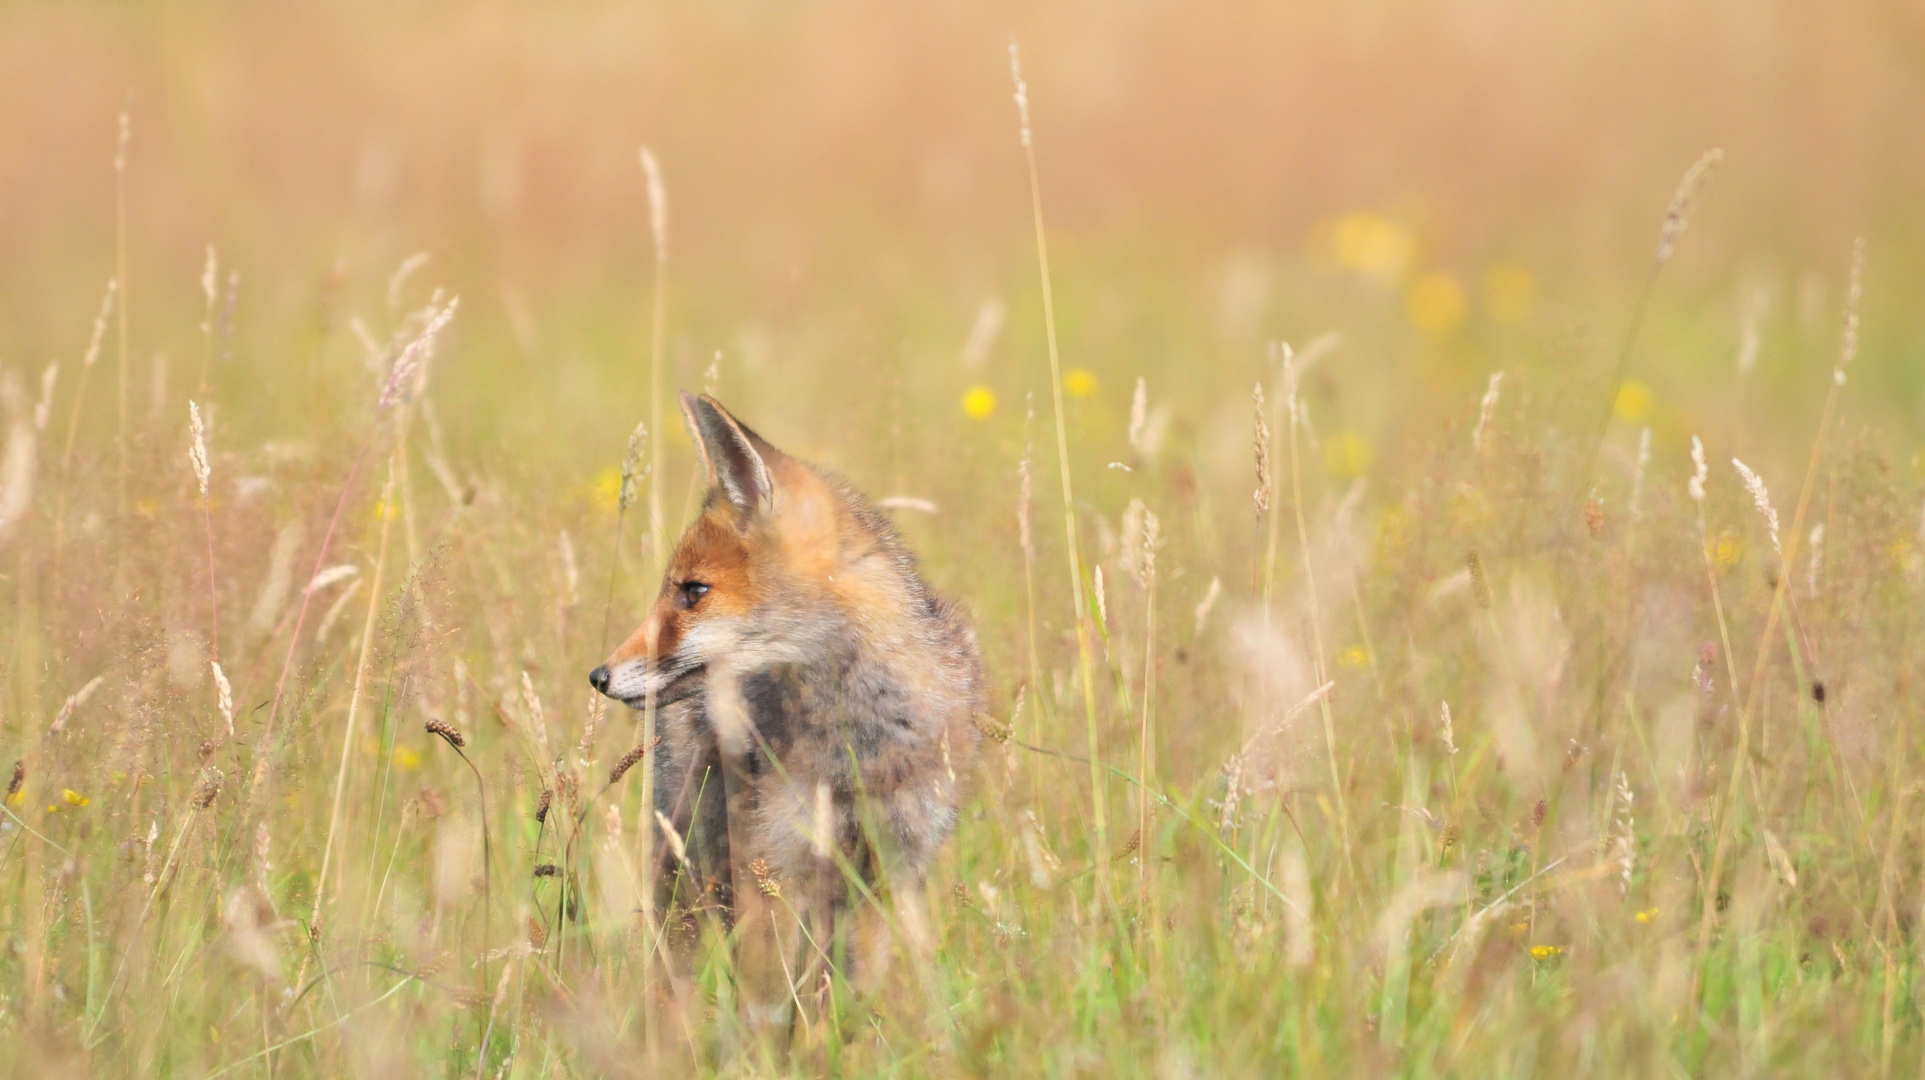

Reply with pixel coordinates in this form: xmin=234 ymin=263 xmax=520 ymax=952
xmin=1128 ymin=377 xmax=1148 ymax=454
xmin=1688 ymin=436 xmax=1708 ymax=503
xmin=188 ymin=401 xmax=211 ymax=496
xmin=1835 ymin=238 xmax=1866 ymax=385
xmin=1731 ymin=457 xmax=1780 ymax=554
xmin=304 ymin=563 xmax=359 ymax=595
xmin=655 ymin=810 xmax=689 ymax=866
xmin=83 ymin=281 xmax=117 ymax=370
xmin=1613 ymin=771 xmax=1636 ymax=895
xmin=640 ymin=147 xmax=668 ymax=262
xmin=1008 ymin=42 xmax=1032 ymax=147
xmin=1193 ymin=576 xmax=1222 ymax=638
xmin=1473 ymin=371 xmax=1504 ymax=452
xmin=200 ymin=245 xmax=218 ymax=318
xmin=379 ymin=297 xmax=458 ymax=409
xmin=212 ymin=661 xmax=235 ymax=737
xmin=34 ymin=362 xmax=57 ymax=433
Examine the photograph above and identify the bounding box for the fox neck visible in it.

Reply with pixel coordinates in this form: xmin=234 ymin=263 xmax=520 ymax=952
xmin=704 ymin=616 xmax=937 ymax=766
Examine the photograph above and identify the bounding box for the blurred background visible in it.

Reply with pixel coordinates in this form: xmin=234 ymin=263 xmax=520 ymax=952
xmin=3 ymin=0 xmax=1923 ymax=529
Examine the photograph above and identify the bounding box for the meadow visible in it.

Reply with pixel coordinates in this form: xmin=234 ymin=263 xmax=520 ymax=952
xmin=4 ymin=2 xmax=1925 ymax=1076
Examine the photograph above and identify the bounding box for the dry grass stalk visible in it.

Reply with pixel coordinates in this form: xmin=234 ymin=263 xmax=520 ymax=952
xmin=1193 ymin=576 xmax=1221 ymax=638
xmin=1135 ymin=508 xmax=1160 ymax=909
xmin=1278 ymin=343 xmax=1354 ymax=884
xmin=1575 ymin=149 xmax=1724 ymax=517
xmin=639 ymin=146 xmax=669 ymax=581
xmin=1698 ymin=238 xmax=1869 ymax=996
xmin=1010 ymin=40 xmax=1110 ymax=882
xmin=0 ymin=371 xmax=38 ymax=548
xmin=198 ymin=246 xmax=218 ymax=392
xmin=252 ymin=299 xmax=459 ymax=813
xmin=1017 ymin=400 xmax=1042 ymax=747
xmin=189 ymin=401 xmax=221 ymax=666
xmin=115 ymin=106 xmax=131 ymax=553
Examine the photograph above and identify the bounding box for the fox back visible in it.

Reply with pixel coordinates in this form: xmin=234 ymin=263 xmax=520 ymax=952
xmin=591 ymin=392 xmax=984 ymax=967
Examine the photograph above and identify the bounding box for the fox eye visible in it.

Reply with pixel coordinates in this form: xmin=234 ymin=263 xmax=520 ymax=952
xmin=678 ymin=581 xmax=711 ymax=608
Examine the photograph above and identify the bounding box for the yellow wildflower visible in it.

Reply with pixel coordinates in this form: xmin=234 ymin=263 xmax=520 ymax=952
xmin=1331 ymin=212 xmax=1415 ymax=283
xmin=62 ymin=789 xmax=89 ymax=808
xmin=1406 ymin=272 xmax=1467 ymax=339
xmin=1613 ymin=381 xmax=1653 ymax=425
xmin=1337 ymin=646 xmax=1369 ymax=669
xmin=1063 ymin=370 xmax=1098 ymax=398
xmin=1635 ymin=908 xmax=1658 ymax=924
xmin=961 ymin=386 xmax=997 ymax=419
xmin=1324 ymin=431 xmax=1372 ymax=479
xmin=1710 ymin=531 xmax=1744 ymax=571
xmin=1481 ymin=263 xmax=1537 ymax=324
xmin=593 ymin=468 xmax=622 ymax=510
xmin=1530 ymin=944 xmax=1563 ymax=960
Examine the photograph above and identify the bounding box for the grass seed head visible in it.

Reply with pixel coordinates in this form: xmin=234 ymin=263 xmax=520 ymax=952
xmin=1467 ymin=550 xmax=1492 ymax=609
xmin=1655 ymin=148 xmax=1724 ymax=265
xmin=640 ymin=146 xmax=668 ymax=261
xmin=608 ymin=738 xmax=655 ymax=786
xmin=379 ymin=296 xmax=458 ymax=410
xmin=751 ymin=858 xmax=780 ymax=897
xmin=193 ymin=769 xmax=223 ymax=809
xmin=1007 ymin=41 xmax=1032 ymax=148
xmin=425 ymin=717 xmax=467 ymax=749
xmin=1252 ymin=382 xmax=1272 ymax=520
xmin=618 ymin=421 xmax=649 ymax=512
xmin=1835 ymin=237 xmax=1867 ymax=384
xmin=188 ymin=401 xmax=210 ymax=496
xmin=1731 ymin=457 xmax=1780 ymax=554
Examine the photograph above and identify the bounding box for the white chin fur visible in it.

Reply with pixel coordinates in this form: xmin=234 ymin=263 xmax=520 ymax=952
xmin=603 ymin=661 xmax=673 ymax=703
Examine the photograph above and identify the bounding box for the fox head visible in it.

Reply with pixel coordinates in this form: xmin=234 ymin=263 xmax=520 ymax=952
xmin=589 ymin=392 xmax=880 ymax=710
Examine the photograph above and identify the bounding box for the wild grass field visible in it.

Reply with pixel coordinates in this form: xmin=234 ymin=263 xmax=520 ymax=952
xmin=5 ymin=2 xmax=1925 ymax=1076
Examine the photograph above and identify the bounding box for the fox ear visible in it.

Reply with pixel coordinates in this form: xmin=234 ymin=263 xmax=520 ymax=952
xmin=680 ymin=391 xmax=774 ymax=517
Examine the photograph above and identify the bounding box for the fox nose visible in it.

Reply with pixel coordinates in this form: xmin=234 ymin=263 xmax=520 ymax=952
xmin=588 ymin=665 xmax=610 ymax=694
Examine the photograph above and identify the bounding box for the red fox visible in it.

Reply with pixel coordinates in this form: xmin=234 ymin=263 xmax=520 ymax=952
xmin=590 ymin=392 xmax=984 ymax=1017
